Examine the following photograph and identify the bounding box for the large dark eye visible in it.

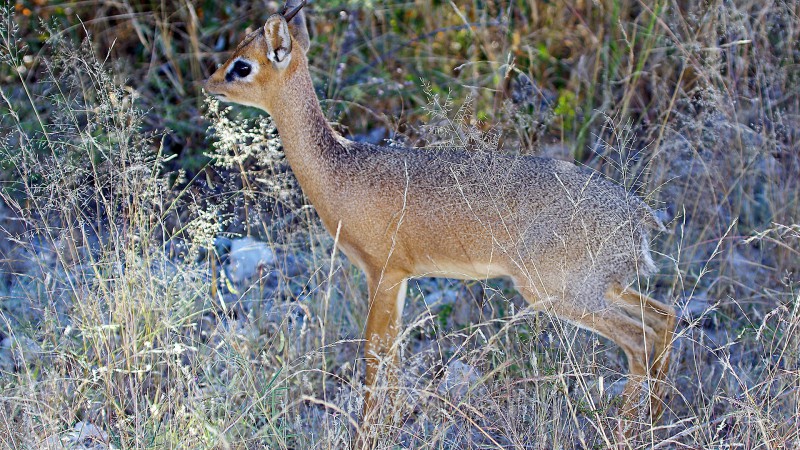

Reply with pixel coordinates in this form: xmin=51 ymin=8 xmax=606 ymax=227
xmin=226 ymin=60 xmax=252 ymax=81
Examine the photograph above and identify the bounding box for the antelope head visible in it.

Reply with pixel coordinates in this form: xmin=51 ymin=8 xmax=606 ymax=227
xmin=204 ymin=0 xmax=310 ymax=113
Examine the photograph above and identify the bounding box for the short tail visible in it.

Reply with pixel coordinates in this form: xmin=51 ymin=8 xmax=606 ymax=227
xmin=630 ymin=197 xmax=665 ymax=277
xmin=640 ymin=236 xmax=658 ymax=278
xmin=632 ymin=197 xmax=667 ymax=233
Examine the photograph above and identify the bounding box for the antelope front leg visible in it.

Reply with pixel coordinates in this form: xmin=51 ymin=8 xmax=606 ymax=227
xmin=363 ymin=273 xmax=408 ymax=423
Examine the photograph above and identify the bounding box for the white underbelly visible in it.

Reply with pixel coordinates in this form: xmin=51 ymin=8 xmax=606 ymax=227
xmin=413 ymin=259 xmax=508 ymax=280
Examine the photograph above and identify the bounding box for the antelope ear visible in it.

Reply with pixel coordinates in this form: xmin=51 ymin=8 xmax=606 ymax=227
xmin=264 ymin=15 xmax=292 ymax=68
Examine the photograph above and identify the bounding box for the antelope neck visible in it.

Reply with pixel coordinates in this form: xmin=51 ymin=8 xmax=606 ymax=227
xmin=265 ymin=54 xmax=349 ymax=226
xmin=268 ymin=58 xmax=344 ymax=171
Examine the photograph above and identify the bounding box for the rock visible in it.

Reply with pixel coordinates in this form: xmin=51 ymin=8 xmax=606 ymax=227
xmin=64 ymin=421 xmax=115 ymax=449
xmin=422 ymin=289 xmax=458 ymax=307
xmin=1 ymin=335 xmax=41 ymax=370
xmin=0 ymin=337 xmax=14 ymax=373
xmin=538 ymin=143 xmax=572 ymax=161
xmin=681 ymin=292 xmax=718 ymax=328
xmin=224 ymin=237 xmax=276 ymax=284
xmin=438 ymin=360 xmax=485 ymax=402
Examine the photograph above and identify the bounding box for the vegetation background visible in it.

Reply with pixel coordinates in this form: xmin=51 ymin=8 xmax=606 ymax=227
xmin=0 ymin=0 xmax=798 ymax=448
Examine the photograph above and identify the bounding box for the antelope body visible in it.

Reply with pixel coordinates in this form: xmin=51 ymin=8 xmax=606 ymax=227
xmin=205 ymin=1 xmax=677 ymax=423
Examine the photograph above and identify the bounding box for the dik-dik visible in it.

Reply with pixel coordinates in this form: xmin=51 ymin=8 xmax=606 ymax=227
xmin=205 ymin=1 xmax=677 ymax=423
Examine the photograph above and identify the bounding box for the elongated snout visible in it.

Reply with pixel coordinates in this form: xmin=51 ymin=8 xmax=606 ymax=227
xmin=203 ymin=69 xmax=225 ymax=96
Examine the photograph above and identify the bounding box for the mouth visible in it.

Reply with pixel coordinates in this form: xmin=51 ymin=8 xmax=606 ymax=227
xmin=203 ymin=85 xmax=229 ymax=102
xmin=212 ymin=93 xmax=230 ymax=103
xmin=203 ymin=80 xmax=224 ymax=97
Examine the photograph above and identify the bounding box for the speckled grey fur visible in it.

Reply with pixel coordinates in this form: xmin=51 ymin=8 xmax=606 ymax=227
xmin=318 ymin=139 xmax=663 ymax=311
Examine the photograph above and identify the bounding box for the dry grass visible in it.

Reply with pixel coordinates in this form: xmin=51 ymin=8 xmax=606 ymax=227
xmin=1 ymin=0 xmax=799 ymax=449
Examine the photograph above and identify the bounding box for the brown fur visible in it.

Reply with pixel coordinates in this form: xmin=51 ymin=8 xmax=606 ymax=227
xmin=205 ymin=6 xmax=677 ymax=425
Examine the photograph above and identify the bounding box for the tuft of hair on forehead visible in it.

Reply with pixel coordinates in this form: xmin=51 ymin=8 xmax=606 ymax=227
xmin=234 ymin=29 xmax=262 ymax=52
